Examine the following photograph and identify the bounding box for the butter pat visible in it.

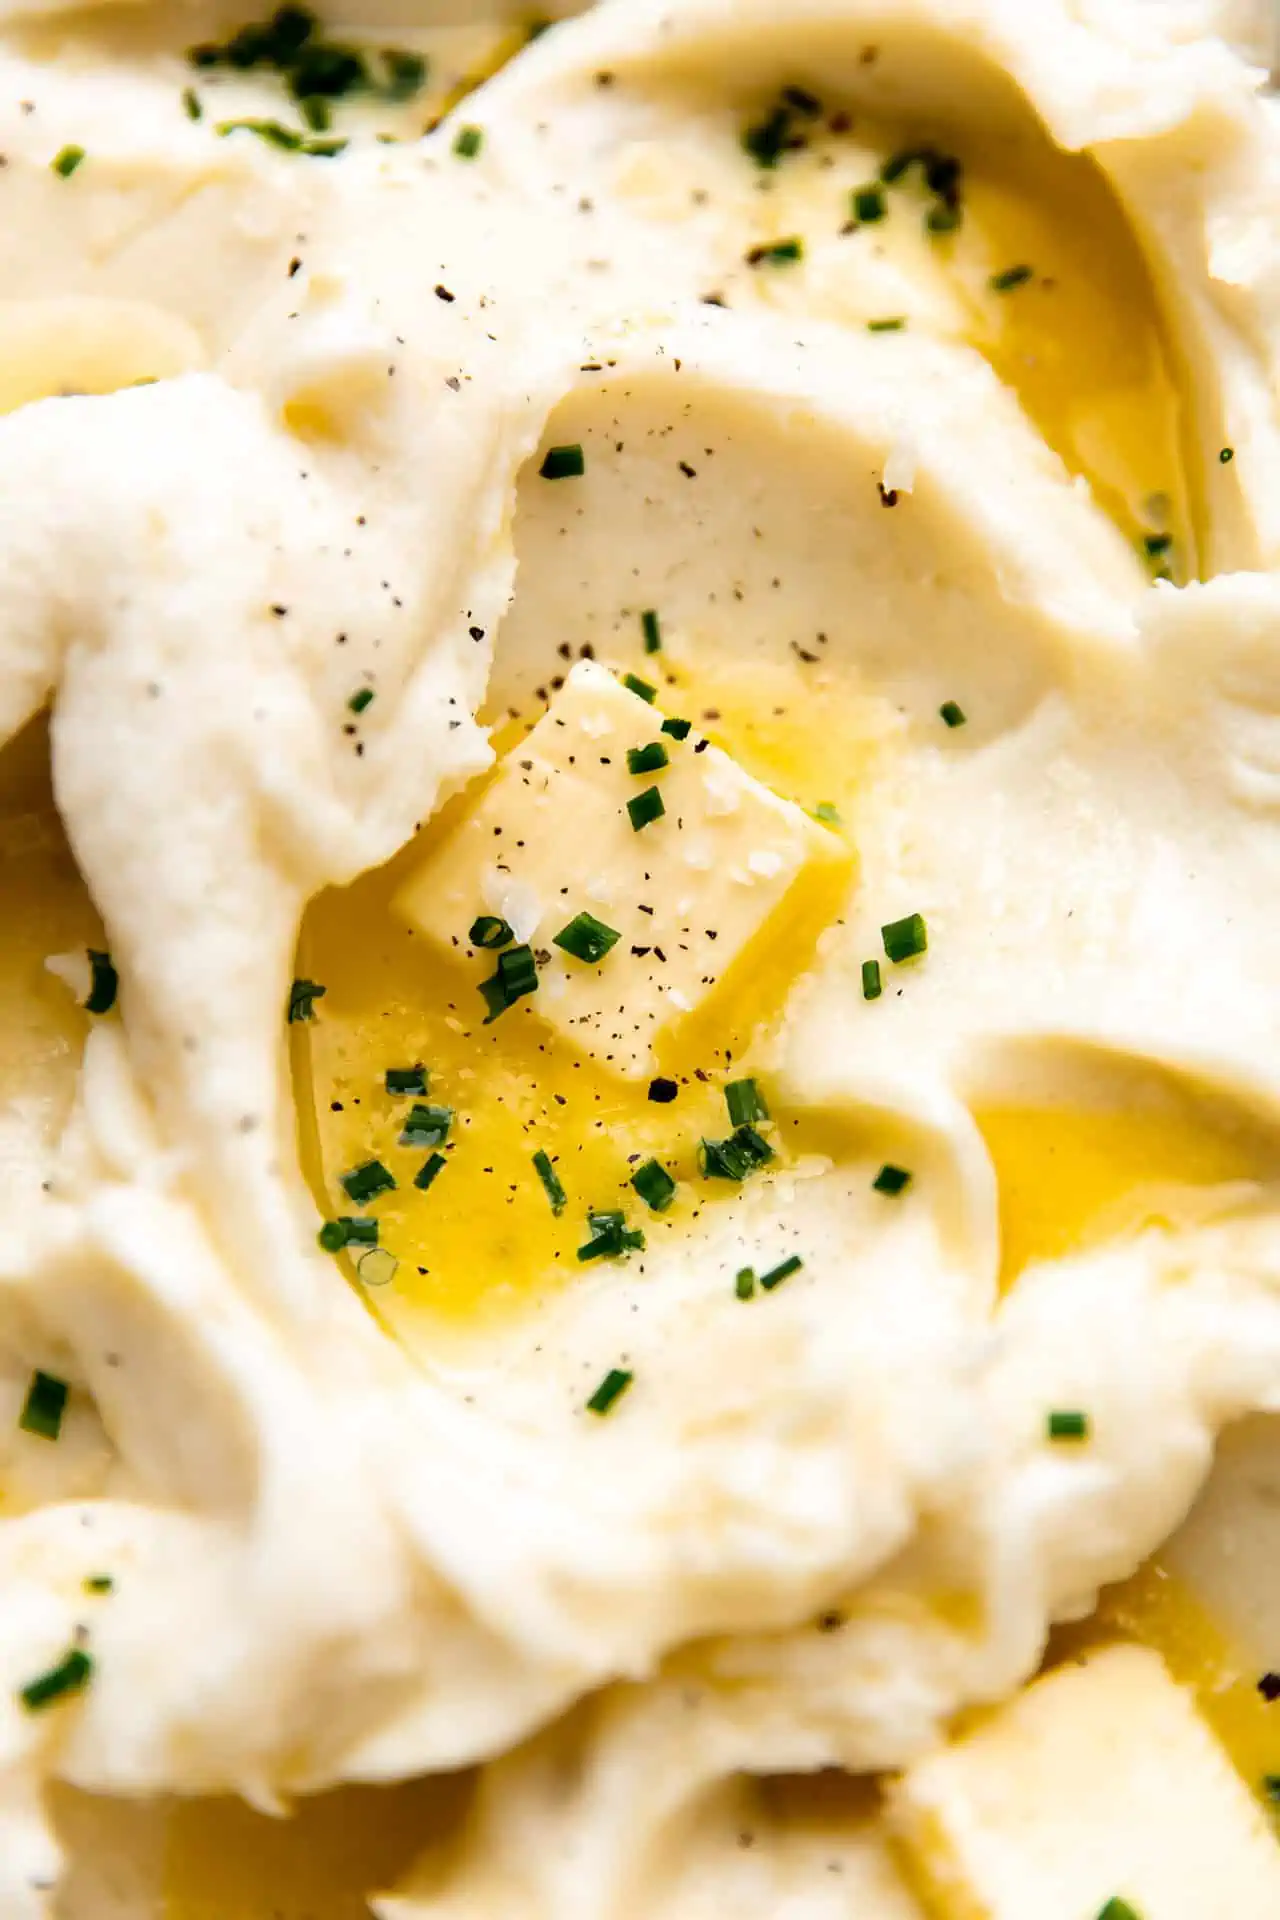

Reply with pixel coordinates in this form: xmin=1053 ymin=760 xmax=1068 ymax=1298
xmin=395 ymin=661 xmax=847 ymax=1076
xmin=887 ymin=1644 xmax=1280 ymax=1919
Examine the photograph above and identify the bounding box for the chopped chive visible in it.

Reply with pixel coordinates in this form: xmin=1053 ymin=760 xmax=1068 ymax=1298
xmin=288 ymin=977 xmax=326 ymax=1022
xmin=83 ymin=1574 xmax=113 ymax=1595
xmin=301 ymin=135 xmax=348 ymax=157
xmin=586 ymin=1367 xmax=633 ymax=1414
xmin=399 ymin=1102 xmax=453 ymax=1147
xmin=414 ymin=1150 xmax=447 ymax=1193
xmin=19 ymin=1371 xmax=68 ymax=1442
xmin=622 ymin=672 xmax=657 ymax=703
xmin=341 ymin=1158 xmax=395 ymax=1204
xmin=813 ymin=801 xmax=841 ymax=826
xmin=627 ymin=786 xmax=665 ymax=832
xmin=84 ymin=950 xmax=118 ymax=1015
xmin=347 ymin=686 xmax=374 ymax=714
xmin=852 ymin=183 xmax=886 ymax=222
xmin=725 ymin=1078 xmax=769 ymax=1126
xmin=627 ymin=741 xmax=669 ymax=776
xmin=632 ymin=1158 xmax=676 ymax=1212
xmin=759 ymin=1254 xmax=802 ymax=1291
xmin=699 ymin=1125 xmax=774 ymax=1181
xmin=20 ymin=1647 xmax=92 ymax=1713
xmin=735 ymin=1266 xmax=756 ymax=1300
xmin=577 ymin=1209 xmax=645 ymax=1261
xmin=554 ymin=911 xmax=620 ymax=965
xmin=989 ymin=264 xmax=1033 ymax=292
xmin=469 ymin=914 xmax=514 ymax=950
xmin=1220 ymin=446 xmax=1234 ymax=464
xmin=356 ymin=1247 xmax=398 ymax=1286
xmin=741 ymin=103 xmax=792 ymax=169
xmin=640 ymin=608 xmax=662 ymax=653
xmin=1047 ymin=1409 xmax=1089 ymax=1441
xmin=216 ymin=117 xmax=304 ymax=149
xmin=52 ymin=144 xmax=85 ymax=177
xmin=1143 ymin=532 xmax=1172 ymax=557
xmin=539 ymin=443 xmax=584 ymax=480
xmin=533 ymin=1149 xmax=567 ymax=1214
xmin=376 ymin=48 xmax=427 ymax=100
xmin=861 ymin=958 xmax=882 ymax=1001
xmin=867 ymin=316 xmax=905 ymax=332
xmin=925 ymin=201 xmax=961 ymax=234
xmin=385 ymin=1065 xmax=427 ymax=1095
xmin=1095 ymin=1901 xmax=1142 ymax=1920
xmin=480 ymin=943 xmax=539 ymax=1021
xmin=879 ymin=149 xmax=917 ymax=183
xmin=746 ymin=236 xmax=804 ymax=266
xmin=453 ymin=123 xmax=483 ymax=159
xmin=300 ymin=92 xmax=331 ymax=129
xmin=1264 ymin=1775 xmax=1280 ymax=1803
xmin=882 ymin=912 xmax=927 ymax=963
xmin=939 ymin=700 xmax=967 ymax=728
xmin=661 ymin=715 xmax=692 ymax=740
xmin=182 ymin=86 xmax=203 ymax=120
xmin=317 ymin=1216 xmax=378 ymax=1253
xmin=872 ymin=1164 xmax=911 ymax=1195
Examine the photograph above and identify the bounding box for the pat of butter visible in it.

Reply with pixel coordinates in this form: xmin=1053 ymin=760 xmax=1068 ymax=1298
xmin=887 ymin=1643 xmax=1280 ymax=1918
xmin=395 ymin=660 xmax=845 ymax=1077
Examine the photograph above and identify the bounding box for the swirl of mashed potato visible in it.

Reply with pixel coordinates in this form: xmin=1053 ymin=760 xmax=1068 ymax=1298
xmin=2 ymin=0 xmax=1280 ymax=1912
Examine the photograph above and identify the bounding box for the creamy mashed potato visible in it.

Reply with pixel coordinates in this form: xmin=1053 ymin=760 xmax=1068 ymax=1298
xmin=2 ymin=0 xmax=1280 ymax=1914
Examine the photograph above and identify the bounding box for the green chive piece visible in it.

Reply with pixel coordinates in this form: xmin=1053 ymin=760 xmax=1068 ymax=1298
xmin=553 ymin=911 xmax=621 ymax=965
xmin=453 ymin=123 xmax=483 ymax=159
xmin=19 ymin=1371 xmax=68 ymax=1442
xmin=300 ymin=93 xmax=331 ymax=129
xmin=288 ymin=977 xmax=326 ymax=1022
xmin=747 ymin=236 xmax=804 ymax=266
xmin=867 ymin=316 xmax=906 ymax=332
xmin=940 ymin=700 xmax=967 ymax=728
xmin=341 ymin=1158 xmax=396 ymax=1204
xmin=699 ymin=1125 xmax=774 ymax=1181
xmin=1047 ymin=1409 xmax=1089 ymax=1441
xmin=480 ymin=943 xmax=539 ymax=1021
xmin=735 ymin=1267 xmax=756 ymax=1300
xmin=1220 ymin=446 xmax=1235 ymax=464
xmin=183 ymin=87 xmax=203 ymax=120
xmin=1263 ymin=1775 xmax=1280 ymax=1802
xmin=414 ymin=1151 xmax=447 ymax=1193
xmin=52 ymin=145 xmax=85 ymax=177
xmin=741 ymin=103 xmax=792 ymax=169
xmin=640 ymin=608 xmax=662 ymax=653
xmin=627 ymin=786 xmax=665 ymax=832
xmin=725 ymin=1078 xmax=769 ymax=1127
xmin=376 ymin=48 xmax=427 ymax=101
xmin=632 ymin=1158 xmax=676 ymax=1212
xmin=83 ymin=1574 xmax=113 ymax=1595
xmin=623 ymin=672 xmax=657 ymax=703
xmin=469 ymin=914 xmax=514 ymax=950
xmin=539 ymin=443 xmax=584 ymax=480
xmin=872 ymin=1163 xmax=911 ymax=1195
xmin=925 ymin=201 xmax=961 ymax=234
xmin=882 ymin=913 xmax=927 ymax=963
xmin=84 ymin=950 xmax=118 ymax=1016
xmin=990 ymin=264 xmax=1033 ymax=292
xmin=301 ymin=136 xmax=348 ymax=157
xmin=627 ymin=742 xmax=669 ymax=776
xmin=216 ymin=117 xmax=305 ymax=149
xmin=660 ymin=716 xmax=692 ymax=741
xmin=20 ymin=1647 xmax=93 ymax=1713
xmin=318 ymin=1216 xmax=378 ymax=1253
xmin=399 ymin=1103 xmax=453 ymax=1147
xmin=852 ymin=183 xmax=886 ymax=223
xmin=533 ymin=1149 xmax=567 ymax=1215
xmin=586 ymin=1367 xmax=633 ymax=1414
xmin=348 ymin=686 xmax=374 ymax=714
xmin=1143 ymin=531 xmax=1173 ymax=557
xmin=1095 ymin=1901 xmax=1142 ymax=1920
xmin=814 ymin=801 xmax=841 ymax=826
xmin=385 ymin=1066 xmax=426 ymax=1095
xmin=759 ymin=1254 xmax=802 ymax=1291
xmin=577 ymin=1209 xmax=645 ymax=1261
xmin=861 ymin=959 xmax=882 ymax=1001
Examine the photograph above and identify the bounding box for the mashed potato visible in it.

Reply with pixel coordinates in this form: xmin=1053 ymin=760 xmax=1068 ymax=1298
xmin=2 ymin=0 xmax=1280 ymax=1913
